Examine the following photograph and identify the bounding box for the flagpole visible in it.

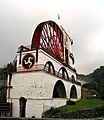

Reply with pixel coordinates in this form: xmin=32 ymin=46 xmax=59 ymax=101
xmin=57 ymin=13 xmax=61 ymax=26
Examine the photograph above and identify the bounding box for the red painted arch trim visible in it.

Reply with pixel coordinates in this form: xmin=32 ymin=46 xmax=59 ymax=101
xmin=31 ymin=20 xmax=63 ymax=49
xmin=31 ymin=22 xmax=45 ymax=49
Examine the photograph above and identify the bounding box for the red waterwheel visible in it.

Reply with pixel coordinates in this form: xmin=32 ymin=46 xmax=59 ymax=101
xmin=31 ymin=20 xmax=64 ymax=60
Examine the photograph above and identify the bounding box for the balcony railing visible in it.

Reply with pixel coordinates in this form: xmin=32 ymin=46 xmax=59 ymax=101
xmin=37 ymin=64 xmax=81 ymax=86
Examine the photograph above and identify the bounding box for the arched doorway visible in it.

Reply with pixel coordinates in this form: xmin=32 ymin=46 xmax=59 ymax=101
xmin=19 ymin=97 xmax=27 ymax=117
xmin=70 ymin=85 xmax=77 ymax=98
xmin=53 ymin=80 xmax=66 ymax=98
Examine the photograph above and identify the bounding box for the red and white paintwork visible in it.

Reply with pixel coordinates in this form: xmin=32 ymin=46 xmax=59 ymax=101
xmin=7 ymin=20 xmax=81 ymax=118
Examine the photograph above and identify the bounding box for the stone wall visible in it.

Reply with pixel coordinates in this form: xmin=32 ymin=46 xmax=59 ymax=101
xmin=9 ymin=48 xmax=81 ymax=118
xmin=9 ymin=70 xmax=81 ymax=118
xmin=0 ymin=106 xmax=104 ymax=119
xmin=0 ymin=118 xmax=72 ymax=120
xmin=52 ymin=106 xmax=104 ymax=119
xmin=0 ymin=118 xmax=52 ymax=120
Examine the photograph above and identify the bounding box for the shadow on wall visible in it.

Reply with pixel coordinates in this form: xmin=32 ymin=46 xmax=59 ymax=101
xmin=53 ymin=80 xmax=66 ymax=98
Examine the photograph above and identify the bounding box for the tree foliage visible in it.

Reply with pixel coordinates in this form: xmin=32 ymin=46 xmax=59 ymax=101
xmin=82 ymin=66 xmax=104 ymax=97
xmin=92 ymin=66 xmax=104 ymax=82
xmin=82 ymin=82 xmax=97 ymax=90
xmin=0 ymin=62 xmax=16 ymax=102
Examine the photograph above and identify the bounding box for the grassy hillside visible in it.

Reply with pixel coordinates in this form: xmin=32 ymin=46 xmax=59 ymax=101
xmin=59 ymin=99 xmax=104 ymax=112
xmin=43 ymin=99 xmax=104 ymax=118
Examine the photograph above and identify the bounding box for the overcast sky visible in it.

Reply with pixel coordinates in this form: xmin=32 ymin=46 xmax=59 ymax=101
xmin=0 ymin=0 xmax=104 ymax=74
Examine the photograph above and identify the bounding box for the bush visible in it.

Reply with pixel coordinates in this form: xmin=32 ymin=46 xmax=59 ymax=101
xmin=66 ymin=100 xmax=76 ymax=105
xmin=101 ymin=95 xmax=104 ymax=100
xmin=42 ymin=107 xmax=60 ymax=118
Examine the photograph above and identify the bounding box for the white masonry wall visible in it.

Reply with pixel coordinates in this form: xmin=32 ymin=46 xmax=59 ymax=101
xmin=17 ymin=49 xmax=77 ymax=79
xmin=8 ymin=21 xmax=81 ymax=118
xmin=10 ymin=72 xmax=81 ymax=99
xmin=9 ymin=71 xmax=81 ymax=118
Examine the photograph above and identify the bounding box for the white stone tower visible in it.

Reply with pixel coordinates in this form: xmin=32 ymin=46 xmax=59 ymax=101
xmin=7 ymin=20 xmax=81 ymax=118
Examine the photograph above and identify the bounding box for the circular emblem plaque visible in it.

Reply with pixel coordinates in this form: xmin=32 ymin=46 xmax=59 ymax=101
xmin=22 ymin=54 xmax=35 ymax=69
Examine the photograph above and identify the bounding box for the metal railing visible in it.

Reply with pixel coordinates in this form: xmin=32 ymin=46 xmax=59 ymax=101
xmin=36 ymin=64 xmax=81 ymax=86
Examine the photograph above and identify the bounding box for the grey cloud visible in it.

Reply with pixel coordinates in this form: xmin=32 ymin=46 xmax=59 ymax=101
xmin=0 ymin=0 xmax=104 ymax=75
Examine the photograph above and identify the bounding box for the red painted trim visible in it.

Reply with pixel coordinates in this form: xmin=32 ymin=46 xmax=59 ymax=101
xmin=17 ymin=21 xmax=76 ymax=72
xmin=39 ymin=48 xmax=76 ymax=73
xmin=17 ymin=48 xmax=76 ymax=73
xmin=31 ymin=22 xmax=45 ymax=49
xmin=22 ymin=53 xmax=35 ymax=69
xmin=31 ymin=20 xmax=64 ymax=60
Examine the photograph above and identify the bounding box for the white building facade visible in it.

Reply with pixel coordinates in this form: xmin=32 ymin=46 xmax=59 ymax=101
xmin=7 ymin=20 xmax=81 ymax=118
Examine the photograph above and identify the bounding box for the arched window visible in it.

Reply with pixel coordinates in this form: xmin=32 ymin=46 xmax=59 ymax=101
xmin=71 ymin=75 xmax=75 ymax=83
xmin=19 ymin=97 xmax=27 ymax=117
xmin=58 ymin=67 xmax=69 ymax=80
xmin=53 ymin=80 xmax=66 ymax=98
xmin=70 ymin=85 xmax=77 ymax=98
xmin=44 ymin=61 xmax=55 ymax=75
